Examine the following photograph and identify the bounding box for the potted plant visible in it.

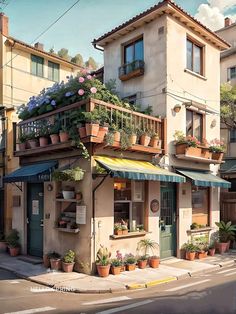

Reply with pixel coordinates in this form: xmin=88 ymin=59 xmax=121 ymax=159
xmin=182 ymin=242 xmax=197 ymax=261
xmin=120 ymin=130 xmax=132 ymax=150
xmin=106 ymin=124 xmax=120 ymax=143
xmin=6 ymin=229 xmax=21 ymax=257
xmin=83 ymin=110 xmax=100 ymax=137
xmin=215 ymin=221 xmax=236 ymax=253
xmin=124 ymin=253 xmax=136 ymax=271
xmin=49 ymin=252 xmax=61 ymax=270
xmin=209 ymin=139 xmax=225 ymax=162
xmin=59 ymin=126 xmax=70 ymax=143
xmin=116 ymin=250 xmax=125 ymax=272
xmin=173 ymin=130 xmax=201 ymax=156
xmin=137 ymin=238 xmax=160 ymax=268
xmin=208 ymin=243 xmax=216 ymax=256
xmin=121 ymin=223 xmax=128 ymax=235
xmin=96 ymin=245 xmax=111 ymax=277
xmin=38 ymin=124 xmax=50 ymax=147
xmin=49 ymin=123 xmax=60 ymax=144
xmin=127 ymin=126 xmax=137 ymax=145
xmin=139 ymin=129 xmax=151 ymax=146
xmin=196 ymin=242 xmax=208 ymax=259
xmin=110 ymin=258 xmax=122 ymax=275
xmin=17 ymin=131 xmax=28 ymax=151
xmin=149 ymin=131 xmax=159 ymax=148
xmin=0 ymin=232 xmax=7 ymax=252
xmin=114 ymin=223 xmax=122 ymax=235
xmin=62 ymin=249 xmax=76 ymax=272
xmin=137 ymin=255 xmax=148 ymax=269
xmin=43 ymin=252 xmax=51 ymax=268
xmin=27 ymin=130 xmax=39 ymax=149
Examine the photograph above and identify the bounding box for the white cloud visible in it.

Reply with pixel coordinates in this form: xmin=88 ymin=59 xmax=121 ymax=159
xmin=208 ymin=0 xmax=236 ymax=12
xmin=195 ymin=4 xmax=225 ymax=30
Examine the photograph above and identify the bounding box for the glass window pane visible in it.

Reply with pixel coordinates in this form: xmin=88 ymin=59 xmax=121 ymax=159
xmin=124 ymin=45 xmax=133 ymax=64
xmin=134 ymin=39 xmax=144 ymax=61
xmin=31 ymin=60 xmax=37 ymax=75
xmin=192 ymin=188 xmax=208 ymax=226
xmin=31 ymin=55 xmax=44 ymax=77
xmin=114 ymin=179 xmax=131 ymax=201
xmin=48 ymin=61 xmax=59 ymax=81
xmin=187 ymin=40 xmax=192 ymax=70
xmin=37 ymin=63 xmax=43 ymax=77
xmin=114 ymin=202 xmax=130 ymax=226
xmin=186 ymin=110 xmax=193 ymax=136
xmin=193 ymin=113 xmax=202 ymax=141
xmin=230 ymin=67 xmax=236 ymax=79
xmin=48 ymin=63 xmax=53 ymax=80
xmin=193 ymin=45 xmax=201 ymax=74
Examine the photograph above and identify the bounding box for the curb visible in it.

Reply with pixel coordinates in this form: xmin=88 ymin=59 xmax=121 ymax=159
xmin=127 ymin=276 xmax=177 ymax=290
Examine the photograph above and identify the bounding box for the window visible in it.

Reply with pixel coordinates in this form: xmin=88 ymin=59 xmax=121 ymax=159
xmin=186 ymin=109 xmax=203 ymax=142
xmin=31 ymin=54 xmax=44 ymax=77
xmin=230 ymin=129 xmax=236 ymax=143
xmin=192 ymin=187 xmax=209 ymax=226
xmin=114 ymin=179 xmax=145 ymax=232
xmin=48 ymin=61 xmax=59 ymax=81
xmin=124 ymin=38 xmax=144 ymax=64
xmin=186 ymin=38 xmax=203 ymax=75
xmin=228 ymin=66 xmax=236 ymax=81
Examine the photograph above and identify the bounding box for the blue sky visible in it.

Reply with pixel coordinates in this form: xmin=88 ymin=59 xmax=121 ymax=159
xmin=3 ymin=0 xmax=236 ymax=65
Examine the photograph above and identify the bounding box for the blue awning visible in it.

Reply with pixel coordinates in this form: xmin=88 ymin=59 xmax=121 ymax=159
xmin=3 ymin=161 xmax=57 ymax=183
xmin=177 ymin=169 xmax=231 ymax=189
xmin=95 ymin=156 xmax=185 ymax=183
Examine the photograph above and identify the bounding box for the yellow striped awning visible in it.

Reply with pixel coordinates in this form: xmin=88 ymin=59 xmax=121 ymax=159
xmin=95 ymin=156 xmax=185 ymax=183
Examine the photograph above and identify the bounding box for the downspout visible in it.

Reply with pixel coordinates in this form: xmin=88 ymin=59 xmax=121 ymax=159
xmin=92 ymin=42 xmax=104 ymax=52
xmin=92 ymin=173 xmax=109 ymax=266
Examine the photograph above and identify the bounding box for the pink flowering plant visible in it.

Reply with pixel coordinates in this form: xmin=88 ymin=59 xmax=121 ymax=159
xmin=209 ymin=139 xmax=225 ymax=153
xmin=173 ymin=131 xmax=200 ymax=147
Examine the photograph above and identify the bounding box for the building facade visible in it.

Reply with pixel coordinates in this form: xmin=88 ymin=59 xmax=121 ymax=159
xmin=0 ymin=13 xmax=81 ymax=233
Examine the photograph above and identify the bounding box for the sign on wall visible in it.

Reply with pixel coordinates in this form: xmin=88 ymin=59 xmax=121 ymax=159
xmin=76 ymin=205 xmax=86 ymax=224
xmin=32 ymin=200 xmax=39 ymax=215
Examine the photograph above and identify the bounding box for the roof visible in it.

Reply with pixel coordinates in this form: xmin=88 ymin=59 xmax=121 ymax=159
xmin=220 ymin=158 xmax=236 ymax=174
xmin=216 ymin=22 xmax=236 ymax=33
xmin=93 ymin=0 xmax=230 ymax=50
xmin=6 ymin=36 xmax=83 ymax=69
xmin=221 ymin=46 xmax=236 ymax=59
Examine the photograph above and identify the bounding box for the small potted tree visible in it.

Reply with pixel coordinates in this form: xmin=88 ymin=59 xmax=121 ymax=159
xmin=96 ymin=245 xmax=111 ymax=277
xmin=215 ymin=221 xmax=236 ymax=253
xmin=149 ymin=131 xmax=159 ymax=148
xmin=137 ymin=238 xmax=160 ymax=268
xmin=110 ymin=258 xmax=122 ymax=275
xmin=6 ymin=229 xmax=21 ymax=257
xmin=124 ymin=253 xmax=136 ymax=271
xmin=50 ymin=252 xmax=61 ymax=270
xmin=139 ymin=129 xmax=151 ymax=146
xmin=62 ymin=250 xmax=76 ymax=272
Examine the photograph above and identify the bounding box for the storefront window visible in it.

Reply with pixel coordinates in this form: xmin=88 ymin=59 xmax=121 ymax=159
xmin=114 ymin=179 xmax=145 ymax=232
xmin=192 ymin=187 xmax=209 ymax=227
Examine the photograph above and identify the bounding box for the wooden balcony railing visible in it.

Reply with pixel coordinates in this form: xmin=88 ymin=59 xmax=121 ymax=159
xmin=15 ymin=98 xmax=166 ymax=157
xmin=119 ymin=60 xmax=144 ymax=81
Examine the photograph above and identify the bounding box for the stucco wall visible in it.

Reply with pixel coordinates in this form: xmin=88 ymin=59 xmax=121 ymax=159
xmin=220 ymin=54 xmax=236 ymax=85
xmin=216 ymin=26 xmax=236 ymax=47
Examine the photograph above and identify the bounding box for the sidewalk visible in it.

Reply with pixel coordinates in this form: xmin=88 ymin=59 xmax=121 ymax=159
xmin=0 ymin=251 xmax=235 ymax=294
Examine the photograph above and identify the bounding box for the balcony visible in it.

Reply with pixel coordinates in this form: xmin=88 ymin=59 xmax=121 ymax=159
xmin=119 ymin=60 xmax=144 ymax=81
xmin=15 ymin=98 xmax=166 ymax=158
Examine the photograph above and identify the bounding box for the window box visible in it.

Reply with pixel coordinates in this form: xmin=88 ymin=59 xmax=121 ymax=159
xmin=211 ymin=152 xmax=224 ymax=162
xmin=175 ymin=143 xmax=201 ymax=157
xmin=119 ymin=60 xmax=144 ymax=81
xmin=201 ymin=147 xmax=212 ymax=160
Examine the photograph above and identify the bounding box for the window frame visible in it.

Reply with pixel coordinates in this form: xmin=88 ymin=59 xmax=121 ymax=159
xmin=192 ymin=186 xmax=210 ymax=227
xmin=48 ymin=60 xmax=60 ymax=82
xmin=122 ymin=35 xmax=144 ymax=65
xmin=31 ymin=54 xmax=44 ymax=77
xmin=228 ymin=66 xmax=236 ymax=81
xmin=230 ymin=129 xmax=236 ymax=143
xmin=186 ymin=108 xmax=205 ymax=143
xmin=186 ymin=36 xmax=204 ymax=76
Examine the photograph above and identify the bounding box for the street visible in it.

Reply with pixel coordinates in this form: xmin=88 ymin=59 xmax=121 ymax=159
xmin=0 ymin=265 xmax=235 ymax=314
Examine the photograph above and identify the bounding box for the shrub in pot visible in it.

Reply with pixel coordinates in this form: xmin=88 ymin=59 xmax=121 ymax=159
xmin=137 ymin=255 xmax=148 ymax=269
xmin=124 ymin=253 xmax=136 ymax=271
xmin=62 ymin=250 xmax=76 ymax=272
xmin=6 ymin=229 xmax=21 ymax=256
xmin=49 ymin=123 xmax=60 ymax=144
xmin=83 ymin=110 xmax=100 ymax=137
xmin=38 ymin=124 xmax=50 ymax=147
xmin=215 ymin=221 xmax=236 ymax=254
xmin=110 ymin=258 xmax=122 ymax=275
xmin=50 ymin=252 xmax=61 ymax=270
xmin=17 ymin=131 xmax=28 ymax=151
xmin=182 ymin=242 xmax=197 ymax=261
xmin=27 ymin=131 xmax=39 ymax=149
xmin=137 ymin=238 xmax=160 ymax=266
xmin=96 ymin=245 xmax=111 ymax=277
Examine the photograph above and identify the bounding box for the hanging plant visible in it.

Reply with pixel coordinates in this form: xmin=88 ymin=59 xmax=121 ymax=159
xmin=52 ymin=167 xmax=85 ymax=181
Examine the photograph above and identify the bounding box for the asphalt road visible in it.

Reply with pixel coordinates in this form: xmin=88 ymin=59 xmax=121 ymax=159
xmin=0 ymin=265 xmax=235 ymax=314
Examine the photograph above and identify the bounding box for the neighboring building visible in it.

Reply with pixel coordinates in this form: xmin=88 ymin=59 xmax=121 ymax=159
xmin=216 ymin=18 xmax=236 ymax=222
xmin=4 ymin=0 xmax=230 ymax=272
xmin=0 ymin=13 xmax=81 ymax=233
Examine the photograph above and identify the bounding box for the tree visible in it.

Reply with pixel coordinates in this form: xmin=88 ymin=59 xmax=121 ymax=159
xmin=71 ymin=53 xmax=84 ymax=66
xmin=57 ymin=48 xmax=71 ymax=61
xmin=85 ymin=57 xmax=98 ymax=70
xmin=220 ymin=83 xmax=236 ymax=129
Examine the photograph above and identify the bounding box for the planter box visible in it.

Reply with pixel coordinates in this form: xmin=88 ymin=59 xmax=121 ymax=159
xmin=176 ymin=143 xmax=201 ymax=157
xmin=201 ymin=148 xmax=212 ymax=159
xmin=212 ymin=152 xmax=224 ymax=162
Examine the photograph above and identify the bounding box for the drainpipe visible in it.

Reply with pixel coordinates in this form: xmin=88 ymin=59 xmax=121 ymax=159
xmin=92 ymin=174 xmax=109 ymax=266
xmin=92 ymin=42 xmax=104 ymax=52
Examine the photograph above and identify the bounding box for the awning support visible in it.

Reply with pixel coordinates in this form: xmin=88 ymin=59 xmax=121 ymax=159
xmin=11 ymin=182 xmax=22 ymax=192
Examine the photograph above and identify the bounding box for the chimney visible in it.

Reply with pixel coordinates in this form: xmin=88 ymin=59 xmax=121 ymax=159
xmin=0 ymin=13 xmax=8 ymax=37
xmin=225 ymin=17 xmax=232 ymax=27
xmin=34 ymin=42 xmax=44 ymax=50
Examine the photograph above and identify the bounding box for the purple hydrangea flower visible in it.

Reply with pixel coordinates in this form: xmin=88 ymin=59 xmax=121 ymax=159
xmin=51 ymin=100 xmax=56 ymax=106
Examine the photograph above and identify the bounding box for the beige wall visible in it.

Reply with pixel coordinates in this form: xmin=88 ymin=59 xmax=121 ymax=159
xmin=220 ymin=54 xmax=236 ymax=85
xmin=216 ymin=26 xmax=236 ymax=47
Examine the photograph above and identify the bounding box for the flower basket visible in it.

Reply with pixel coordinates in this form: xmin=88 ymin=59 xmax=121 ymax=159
xmin=176 ymin=143 xmax=188 ymax=155
xmin=201 ymin=148 xmax=212 ymax=159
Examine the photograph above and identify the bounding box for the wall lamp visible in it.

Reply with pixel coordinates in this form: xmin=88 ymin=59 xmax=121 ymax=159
xmin=173 ymin=104 xmax=181 ymax=113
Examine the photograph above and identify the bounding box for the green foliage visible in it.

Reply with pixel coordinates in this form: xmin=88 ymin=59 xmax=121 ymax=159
xmin=6 ymin=229 xmax=20 ymax=248
xmin=57 ymin=48 xmax=71 ymax=61
xmin=49 ymin=251 xmax=61 ymax=259
xmin=52 ymin=167 xmax=85 ymax=181
xmin=18 ymin=130 xmax=28 ymax=143
xmin=120 ymin=130 xmax=131 ymax=150
xmin=63 ymin=250 xmax=76 ymax=263
xmin=137 ymin=239 xmax=159 ymax=256
xmin=138 ymin=255 xmax=148 ymax=261
xmin=124 ymin=253 xmax=136 ymax=265
xmin=215 ymin=220 xmax=236 ymax=243
xmin=182 ymin=242 xmax=197 ymax=252
xmin=85 ymin=56 xmax=98 ymax=70
xmin=111 ymin=258 xmax=123 ymax=267
xmin=96 ymin=245 xmax=111 ymax=266
xmin=71 ymin=53 xmax=84 ymax=66
xmin=220 ymin=83 xmax=236 ymax=129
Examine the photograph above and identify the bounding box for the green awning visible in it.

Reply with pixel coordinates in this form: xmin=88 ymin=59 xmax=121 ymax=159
xmin=3 ymin=161 xmax=57 ymax=183
xmin=177 ymin=169 xmax=231 ymax=189
xmin=95 ymin=156 xmax=185 ymax=183
xmin=220 ymin=159 xmax=236 ymax=173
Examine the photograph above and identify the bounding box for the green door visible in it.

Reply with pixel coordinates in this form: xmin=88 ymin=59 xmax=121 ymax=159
xmin=27 ymin=183 xmax=44 ymax=257
xmin=160 ymin=183 xmax=176 ymax=259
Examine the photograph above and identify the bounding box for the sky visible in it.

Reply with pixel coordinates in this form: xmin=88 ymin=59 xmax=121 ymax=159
xmin=2 ymin=0 xmax=236 ymax=66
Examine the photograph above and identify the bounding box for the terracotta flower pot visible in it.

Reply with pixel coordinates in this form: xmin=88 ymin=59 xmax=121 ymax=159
xmin=62 ymin=262 xmax=75 ymax=272
xmin=113 ymin=131 xmax=121 ymax=142
xmin=122 ymin=229 xmax=128 ymax=235
xmin=50 ymin=258 xmax=62 ymax=271
xmin=186 ymin=146 xmax=201 ymax=157
xmin=0 ymin=241 xmax=7 ymax=252
xmin=111 ymin=266 xmax=121 ymax=275
xmin=201 ymin=148 xmax=212 ymax=159
xmin=59 ymin=131 xmax=69 ymax=142
xmin=150 ymin=137 xmax=159 ymax=148
xmin=9 ymin=247 xmax=20 ymax=257
xmin=216 ymin=242 xmax=228 ymax=254
xmin=114 ymin=229 xmax=122 ymax=235
xmin=129 ymin=134 xmax=137 ymax=145
xmin=208 ymin=248 xmax=215 ymax=256
xmin=39 ymin=137 xmax=49 ymax=147
xmin=138 ymin=260 xmax=147 ymax=269
xmin=43 ymin=254 xmax=50 ymax=268
xmin=78 ymin=126 xmax=86 ymax=139
xmin=18 ymin=142 xmax=26 ymax=151
xmin=97 ymin=126 xmax=108 ymax=142
xmin=50 ymin=134 xmax=60 ymax=144
xmin=96 ymin=264 xmax=110 ymax=277
xmin=140 ymin=135 xmax=151 ymax=146
xmin=85 ymin=123 xmax=99 ymax=137
xmin=226 ymin=240 xmax=230 ymax=252
xmin=212 ymin=152 xmax=224 ymax=162
xmin=120 ymin=265 xmax=126 ymax=272
xmin=197 ymin=251 xmax=207 ymax=259
xmin=185 ymin=251 xmax=195 ymax=261
xmin=149 ymin=257 xmax=160 ymax=268
xmin=28 ymin=139 xmax=39 ymax=149
xmin=126 ymin=263 xmax=136 ymax=271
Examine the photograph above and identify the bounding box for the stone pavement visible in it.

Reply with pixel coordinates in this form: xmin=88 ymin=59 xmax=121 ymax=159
xmin=0 ymin=251 xmax=235 ymax=294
